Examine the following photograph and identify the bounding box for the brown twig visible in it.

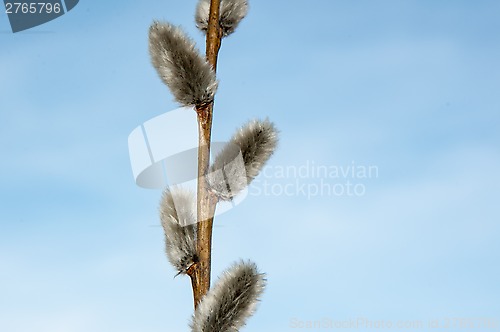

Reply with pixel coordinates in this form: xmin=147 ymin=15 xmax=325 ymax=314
xmin=188 ymin=0 xmax=223 ymax=308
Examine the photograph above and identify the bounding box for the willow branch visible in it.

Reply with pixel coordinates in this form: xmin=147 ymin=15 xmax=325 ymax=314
xmin=188 ymin=0 xmax=223 ymax=308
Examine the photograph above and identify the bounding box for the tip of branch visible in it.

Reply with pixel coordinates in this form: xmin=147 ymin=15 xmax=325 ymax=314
xmin=196 ymin=0 xmax=249 ymax=37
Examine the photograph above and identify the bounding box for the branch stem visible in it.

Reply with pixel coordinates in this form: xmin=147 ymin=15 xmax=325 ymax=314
xmin=188 ymin=0 xmax=222 ymax=308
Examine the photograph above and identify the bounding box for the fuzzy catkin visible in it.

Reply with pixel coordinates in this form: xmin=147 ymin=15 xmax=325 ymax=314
xmin=191 ymin=261 xmax=266 ymax=332
xmin=196 ymin=0 xmax=249 ymax=37
xmin=159 ymin=188 xmax=197 ymax=274
xmin=207 ymin=119 xmax=278 ymax=200
xmin=149 ymin=21 xmax=218 ymax=106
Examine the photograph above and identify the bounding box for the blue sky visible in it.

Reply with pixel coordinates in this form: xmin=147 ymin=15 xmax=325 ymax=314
xmin=1 ymin=1 xmax=499 ymax=331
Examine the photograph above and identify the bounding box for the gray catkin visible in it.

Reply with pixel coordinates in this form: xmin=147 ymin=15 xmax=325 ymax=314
xmin=190 ymin=261 xmax=266 ymax=332
xmin=149 ymin=21 xmax=218 ymax=106
xmin=159 ymin=188 xmax=198 ymax=274
xmin=196 ymin=0 xmax=249 ymax=37
xmin=207 ymin=119 xmax=278 ymax=200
